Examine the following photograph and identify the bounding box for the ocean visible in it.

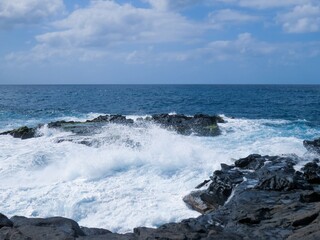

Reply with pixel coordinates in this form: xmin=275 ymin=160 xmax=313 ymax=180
xmin=0 ymin=84 xmax=319 ymax=232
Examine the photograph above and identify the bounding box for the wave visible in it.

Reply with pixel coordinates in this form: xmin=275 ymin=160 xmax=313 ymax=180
xmin=0 ymin=114 xmax=318 ymax=232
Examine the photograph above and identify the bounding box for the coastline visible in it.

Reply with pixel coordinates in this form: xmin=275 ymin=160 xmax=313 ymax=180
xmin=1 ymin=115 xmax=320 ymax=239
xmin=1 ymin=143 xmax=320 ymax=239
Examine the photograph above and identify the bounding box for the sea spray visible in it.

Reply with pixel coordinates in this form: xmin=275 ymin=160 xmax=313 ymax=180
xmin=0 ymin=116 xmax=318 ymax=232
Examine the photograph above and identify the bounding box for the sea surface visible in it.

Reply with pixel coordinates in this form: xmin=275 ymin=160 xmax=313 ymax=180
xmin=0 ymin=84 xmax=319 ymax=232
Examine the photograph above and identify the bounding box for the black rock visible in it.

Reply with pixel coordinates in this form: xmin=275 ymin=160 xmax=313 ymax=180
xmin=303 ymin=138 xmax=320 ymax=154
xmin=47 ymin=120 xmax=77 ymax=128
xmin=300 ymin=192 xmax=320 ymax=203
xmin=0 ymin=213 xmax=13 ymax=228
xmin=255 ymin=175 xmax=298 ymax=191
xmin=301 ymin=160 xmax=320 ymax=184
xmin=87 ymin=115 xmax=134 ymax=124
xmin=10 ymin=216 xmax=85 ymax=237
xmin=234 ymin=154 xmax=266 ymax=170
xmin=80 ymin=226 xmax=111 ymax=236
xmin=151 ymin=113 xmax=223 ymax=136
xmin=0 ymin=126 xmax=36 ymax=139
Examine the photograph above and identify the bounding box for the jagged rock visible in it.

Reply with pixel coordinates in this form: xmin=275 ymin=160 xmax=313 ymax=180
xmin=0 ymin=126 xmax=36 ymax=139
xmin=0 ymin=213 xmax=13 ymax=228
xmin=304 ymin=138 xmax=320 ymax=154
xmin=234 ymin=154 xmax=266 ymax=170
xmin=302 ymin=160 xmax=320 ymax=184
xmin=87 ymin=115 xmax=134 ymax=124
xmin=47 ymin=120 xmax=78 ymax=128
xmin=183 ymin=190 xmax=216 ymax=214
xmin=255 ymin=175 xmax=298 ymax=191
xmin=151 ymin=113 xmax=223 ymax=136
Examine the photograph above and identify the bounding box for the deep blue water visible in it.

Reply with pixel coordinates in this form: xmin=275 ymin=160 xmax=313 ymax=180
xmin=0 ymin=85 xmax=320 ymax=128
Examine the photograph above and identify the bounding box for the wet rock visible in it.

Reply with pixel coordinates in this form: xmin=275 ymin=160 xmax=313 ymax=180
xmin=0 ymin=126 xmax=36 ymax=139
xmin=255 ymin=175 xmax=298 ymax=191
xmin=87 ymin=115 xmax=134 ymax=124
xmin=234 ymin=154 xmax=266 ymax=170
xmin=183 ymin=190 xmax=216 ymax=214
xmin=292 ymin=213 xmax=319 ymax=227
xmin=80 ymin=227 xmax=111 ymax=236
xmin=302 ymin=160 xmax=320 ymax=184
xmin=0 ymin=213 xmax=13 ymax=228
xmin=300 ymin=192 xmax=320 ymax=203
xmin=47 ymin=120 xmax=78 ymax=128
xmin=10 ymin=216 xmax=85 ymax=237
xmin=151 ymin=113 xmax=223 ymax=136
xmin=304 ymin=138 xmax=320 ymax=154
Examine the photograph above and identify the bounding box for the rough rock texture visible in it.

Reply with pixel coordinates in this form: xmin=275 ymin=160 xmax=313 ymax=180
xmin=150 ymin=113 xmax=224 ymax=136
xmin=0 ymin=114 xmax=224 ymax=141
xmin=0 ymin=126 xmax=36 ymax=139
xmin=3 ymin=154 xmax=320 ymax=239
xmin=183 ymin=154 xmax=320 ymax=239
xmin=304 ymin=137 xmax=320 ymax=154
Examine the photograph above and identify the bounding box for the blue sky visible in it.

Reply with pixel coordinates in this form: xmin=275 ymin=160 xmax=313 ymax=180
xmin=0 ymin=0 xmax=320 ymax=84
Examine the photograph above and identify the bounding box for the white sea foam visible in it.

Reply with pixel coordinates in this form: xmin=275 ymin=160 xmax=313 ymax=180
xmin=0 ymin=116 xmax=317 ymax=233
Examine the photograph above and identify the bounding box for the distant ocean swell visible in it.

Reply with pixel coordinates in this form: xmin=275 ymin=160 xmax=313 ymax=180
xmin=0 ymin=113 xmax=319 ymax=233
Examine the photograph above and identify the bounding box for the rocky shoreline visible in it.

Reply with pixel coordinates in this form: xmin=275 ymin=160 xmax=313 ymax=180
xmin=0 ymin=114 xmax=223 ymax=141
xmin=1 ymin=115 xmax=320 ymax=239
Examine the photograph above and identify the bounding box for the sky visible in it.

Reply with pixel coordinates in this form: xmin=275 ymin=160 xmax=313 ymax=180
xmin=0 ymin=0 xmax=320 ymax=84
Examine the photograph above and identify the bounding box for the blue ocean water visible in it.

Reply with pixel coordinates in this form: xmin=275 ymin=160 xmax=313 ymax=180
xmin=0 ymin=84 xmax=319 ymax=232
xmin=1 ymin=84 xmax=320 ymax=127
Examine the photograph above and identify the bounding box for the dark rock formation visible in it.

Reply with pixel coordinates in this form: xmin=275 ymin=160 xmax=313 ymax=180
xmin=150 ymin=113 xmax=223 ymax=136
xmin=301 ymin=159 xmax=320 ymax=184
xmin=234 ymin=154 xmax=266 ymax=170
xmin=183 ymin=154 xmax=320 ymax=239
xmin=0 ymin=213 xmax=13 ymax=229
xmin=1 ymin=114 xmax=224 ymax=141
xmin=0 ymin=126 xmax=36 ymax=139
xmin=304 ymin=137 xmax=320 ymax=154
xmin=87 ymin=115 xmax=134 ymax=124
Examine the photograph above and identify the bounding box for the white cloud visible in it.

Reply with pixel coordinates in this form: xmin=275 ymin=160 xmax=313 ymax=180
xmin=143 ymin=0 xmax=202 ymax=11
xmin=277 ymin=4 xmax=320 ymax=33
xmin=197 ymin=33 xmax=276 ymax=61
xmin=208 ymin=9 xmax=259 ymax=27
xmin=216 ymin=0 xmax=313 ymax=9
xmin=6 ymin=0 xmax=207 ymax=63
xmin=0 ymin=0 xmax=64 ymax=29
xmin=36 ymin=0 xmax=204 ymax=49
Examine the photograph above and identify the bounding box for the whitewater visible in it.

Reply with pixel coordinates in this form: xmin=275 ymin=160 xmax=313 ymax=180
xmin=0 ymin=113 xmax=319 ymax=233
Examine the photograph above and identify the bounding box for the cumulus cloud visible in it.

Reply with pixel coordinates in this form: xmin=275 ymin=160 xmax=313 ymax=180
xmin=4 ymin=0 xmax=320 ymax=66
xmin=7 ymin=0 xmax=207 ymax=63
xmin=277 ymin=4 xmax=320 ymax=33
xmin=216 ymin=0 xmax=313 ymax=9
xmin=196 ymin=33 xmax=276 ymax=61
xmin=36 ymin=0 xmax=205 ymax=48
xmin=208 ymin=9 xmax=259 ymax=27
xmin=143 ymin=0 xmax=202 ymax=11
xmin=0 ymin=0 xmax=64 ymax=29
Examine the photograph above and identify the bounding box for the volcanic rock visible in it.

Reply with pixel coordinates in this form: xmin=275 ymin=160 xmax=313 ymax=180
xmin=304 ymin=137 xmax=320 ymax=154
xmin=150 ymin=113 xmax=223 ymax=136
xmin=0 ymin=126 xmax=36 ymax=139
